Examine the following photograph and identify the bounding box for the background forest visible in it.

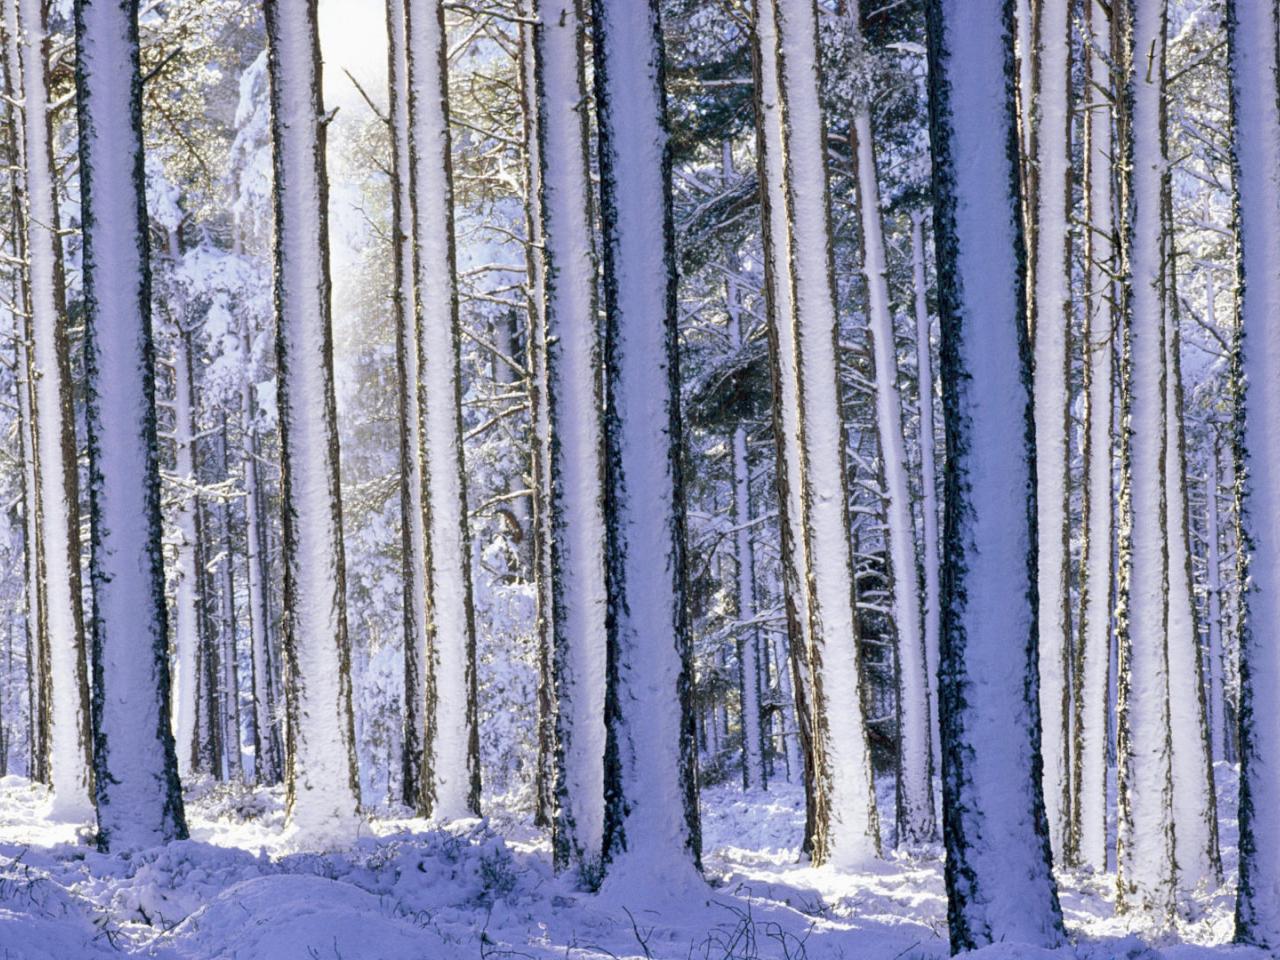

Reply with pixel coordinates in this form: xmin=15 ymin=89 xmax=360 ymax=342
xmin=0 ymin=0 xmax=1271 ymax=957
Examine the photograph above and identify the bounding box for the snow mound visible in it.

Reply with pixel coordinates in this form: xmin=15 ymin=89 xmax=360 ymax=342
xmin=0 ymin=853 xmax=116 ymax=958
xmin=163 ymin=874 xmax=467 ymax=960
xmin=959 ymin=946 xmax=1073 ymax=960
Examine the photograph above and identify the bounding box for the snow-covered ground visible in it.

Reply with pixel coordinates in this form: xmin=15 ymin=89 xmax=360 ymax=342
xmin=0 ymin=767 xmax=1264 ymax=959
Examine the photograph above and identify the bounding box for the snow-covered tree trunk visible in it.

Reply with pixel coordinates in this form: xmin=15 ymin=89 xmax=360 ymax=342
xmin=194 ymin=500 xmax=223 ymax=777
xmin=517 ymin=5 xmax=555 ymax=830
xmin=239 ymin=318 xmax=281 ymax=785
xmin=909 ymin=211 xmax=941 ymax=783
xmin=1115 ymin=0 xmax=1177 ymax=917
xmin=533 ymin=0 xmax=609 ymax=877
xmin=385 ymin=0 xmax=430 ymax=813
xmin=213 ymin=425 xmax=243 ymax=781
xmin=749 ymin=0 xmax=819 ymax=853
xmin=1 ymin=6 xmax=48 ymax=786
xmin=404 ymin=0 xmax=481 ymax=821
xmin=1014 ymin=0 xmax=1036 ymax=287
xmin=845 ymin=11 xmax=933 ymax=848
xmin=169 ymin=306 xmax=202 ymax=776
xmin=719 ymin=143 xmax=765 ymax=794
xmin=1161 ymin=206 xmax=1219 ymax=890
xmin=923 ymin=0 xmax=1064 ymax=948
xmin=1204 ymin=431 xmax=1226 ymax=765
xmin=768 ymin=634 xmax=798 ymax=783
xmin=592 ymin=0 xmax=700 ymax=884
xmin=73 ymin=0 xmax=188 ymax=849
xmin=14 ymin=301 xmax=45 ymax=785
xmin=1029 ymin=0 xmax=1073 ymax=864
xmin=728 ymin=286 xmax=765 ymax=793
xmin=1071 ymin=0 xmax=1115 ymax=873
xmin=755 ymin=0 xmax=880 ymax=870
xmin=1228 ymin=0 xmax=1280 ymax=947
xmin=17 ymin=0 xmax=93 ymax=822
xmin=1220 ymin=439 xmax=1241 ymax=766
xmin=263 ymin=0 xmax=361 ymax=842
xmin=730 ymin=410 xmax=765 ymax=793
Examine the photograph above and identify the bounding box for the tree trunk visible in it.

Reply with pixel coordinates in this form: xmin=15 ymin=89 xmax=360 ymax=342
xmin=518 ymin=2 xmax=555 ymax=830
xmin=845 ymin=10 xmax=934 ymax=847
xmin=1114 ymin=0 xmax=1177 ymax=917
xmin=1029 ymin=0 xmax=1073 ymax=865
xmin=1 ymin=3 xmax=47 ymax=786
xmin=195 ymin=498 xmax=222 ymax=777
xmin=754 ymin=0 xmax=881 ymax=870
xmin=17 ymin=0 xmax=93 ymax=822
xmin=263 ymin=0 xmax=361 ymax=842
xmin=749 ymin=0 xmax=819 ymax=856
xmin=239 ymin=317 xmax=281 ymax=785
xmin=533 ymin=0 xmax=609 ymax=878
xmin=909 ymin=211 xmax=941 ymax=786
xmin=170 ymin=311 xmax=202 ymax=777
xmin=403 ymin=0 xmax=481 ymax=821
xmin=1161 ymin=192 xmax=1220 ymax=889
xmin=720 ymin=143 xmax=766 ymax=794
xmin=1228 ymin=0 xmax=1280 ymax=946
xmin=73 ymin=0 xmax=188 ymax=849
xmin=593 ymin=0 xmax=700 ymax=883
xmin=214 ymin=422 xmax=244 ymax=782
xmin=923 ymin=0 xmax=1065 ymax=948
xmin=1204 ymin=430 xmax=1226 ymax=766
xmin=385 ymin=0 xmax=430 ymax=813
xmin=1071 ymin=0 xmax=1115 ymax=873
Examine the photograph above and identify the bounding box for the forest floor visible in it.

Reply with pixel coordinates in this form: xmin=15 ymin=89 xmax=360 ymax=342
xmin=0 ymin=766 xmax=1266 ymax=959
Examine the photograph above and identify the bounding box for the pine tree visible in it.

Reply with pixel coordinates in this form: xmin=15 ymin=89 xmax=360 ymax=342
xmin=403 ymin=0 xmax=481 ymax=821
xmin=517 ymin=1 xmax=556 ymax=829
xmin=1228 ymin=0 xmax=1280 ymax=947
xmin=844 ymin=5 xmax=934 ymax=847
xmin=753 ymin=0 xmax=880 ymax=870
xmin=909 ymin=210 xmax=941 ymax=784
xmin=592 ymin=0 xmax=700 ymax=884
xmin=723 ymin=146 xmax=766 ymax=794
xmin=1161 ymin=186 xmax=1219 ymax=889
xmin=749 ymin=0 xmax=819 ymax=854
xmin=16 ymin=0 xmax=93 ymax=822
xmin=263 ymin=0 xmax=361 ymax=843
xmin=385 ymin=0 xmax=429 ymax=812
xmin=212 ymin=423 xmax=244 ymax=782
xmin=73 ymin=0 xmax=188 ymax=850
xmin=923 ymin=0 xmax=1065 ymax=948
xmin=167 ymin=249 xmax=202 ymax=778
xmin=1029 ymin=0 xmax=1073 ymax=865
xmin=0 ymin=0 xmax=46 ymax=786
xmin=239 ymin=314 xmax=281 ymax=785
xmin=1204 ymin=428 xmax=1227 ymax=765
xmin=1071 ymin=0 xmax=1116 ymax=873
xmin=1114 ymin=0 xmax=1177 ymax=917
xmin=533 ymin=0 xmax=609 ymax=878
